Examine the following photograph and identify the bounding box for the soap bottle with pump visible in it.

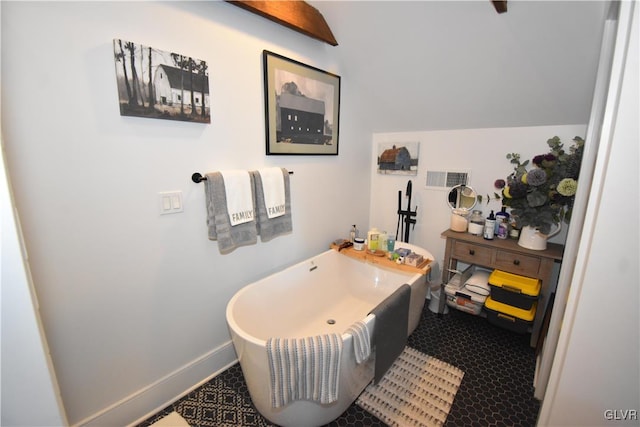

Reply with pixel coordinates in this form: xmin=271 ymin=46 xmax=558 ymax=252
xmin=350 ymin=225 xmax=358 ymax=242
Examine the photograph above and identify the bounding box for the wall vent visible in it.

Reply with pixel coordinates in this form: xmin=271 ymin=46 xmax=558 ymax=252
xmin=426 ymin=170 xmax=470 ymax=189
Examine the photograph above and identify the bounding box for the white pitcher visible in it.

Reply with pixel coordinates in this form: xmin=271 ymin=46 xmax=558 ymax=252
xmin=517 ymin=224 xmax=561 ymax=251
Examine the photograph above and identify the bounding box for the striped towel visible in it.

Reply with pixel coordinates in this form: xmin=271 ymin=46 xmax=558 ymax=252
xmin=345 ymin=320 xmax=371 ymax=364
xmin=266 ymin=335 xmax=343 ymax=408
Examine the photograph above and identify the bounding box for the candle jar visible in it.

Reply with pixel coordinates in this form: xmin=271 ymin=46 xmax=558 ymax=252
xmin=450 ymin=208 xmax=469 ymax=232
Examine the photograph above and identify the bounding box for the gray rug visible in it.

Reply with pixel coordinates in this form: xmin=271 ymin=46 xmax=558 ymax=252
xmin=356 ymin=346 xmax=464 ymax=427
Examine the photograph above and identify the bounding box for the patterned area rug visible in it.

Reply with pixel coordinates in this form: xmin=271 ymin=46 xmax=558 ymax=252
xmin=356 ymin=346 xmax=464 ymax=427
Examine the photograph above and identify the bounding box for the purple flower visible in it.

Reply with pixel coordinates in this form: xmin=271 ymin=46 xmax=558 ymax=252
xmin=541 ymin=154 xmax=557 ymax=168
xmin=494 ymin=179 xmax=506 ymax=189
xmin=533 ymin=153 xmax=557 ymax=167
xmin=508 ymin=182 xmax=528 ymax=198
xmin=527 ymin=168 xmax=547 ymax=186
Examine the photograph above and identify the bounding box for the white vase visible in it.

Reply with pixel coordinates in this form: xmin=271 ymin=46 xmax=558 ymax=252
xmin=517 ymin=224 xmax=561 ymax=251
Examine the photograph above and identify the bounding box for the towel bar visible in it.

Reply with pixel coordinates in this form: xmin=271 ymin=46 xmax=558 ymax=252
xmin=192 ymin=171 xmax=293 ymax=183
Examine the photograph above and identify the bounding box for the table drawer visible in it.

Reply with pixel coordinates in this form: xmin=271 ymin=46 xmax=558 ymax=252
xmin=494 ymin=250 xmax=540 ymax=277
xmin=452 ymin=241 xmax=493 ymax=266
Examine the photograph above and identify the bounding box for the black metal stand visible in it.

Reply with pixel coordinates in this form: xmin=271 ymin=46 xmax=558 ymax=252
xmin=396 ymin=180 xmax=418 ymax=243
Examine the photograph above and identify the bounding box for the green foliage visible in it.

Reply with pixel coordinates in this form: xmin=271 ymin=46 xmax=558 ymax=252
xmin=496 ymin=136 xmax=584 ymax=234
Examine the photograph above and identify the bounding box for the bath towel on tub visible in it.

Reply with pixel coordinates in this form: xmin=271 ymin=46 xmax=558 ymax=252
xmin=266 ymin=334 xmax=342 ymax=408
xmin=204 ymin=172 xmax=257 ymax=254
xmin=345 ymin=320 xmax=371 ymax=364
xmin=252 ymin=168 xmax=292 ymax=242
xmin=370 ymin=284 xmax=411 ymax=384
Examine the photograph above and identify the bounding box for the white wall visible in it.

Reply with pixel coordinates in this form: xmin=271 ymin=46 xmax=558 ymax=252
xmin=540 ymin=1 xmax=640 ymax=424
xmin=1 ymin=2 xmax=370 ymax=425
xmin=1 ymin=143 xmax=68 ymax=425
xmin=369 ymin=125 xmax=586 ymax=274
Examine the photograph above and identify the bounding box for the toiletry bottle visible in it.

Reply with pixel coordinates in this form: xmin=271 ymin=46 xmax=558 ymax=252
xmin=387 ymin=235 xmax=396 ymax=252
xmin=497 ymin=218 xmax=508 ymax=239
xmin=483 ymin=210 xmax=496 ymax=240
xmin=367 ymin=227 xmax=380 ymax=251
xmin=494 ymin=207 xmax=510 ymax=234
xmin=468 ymin=210 xmax=484 ymax=235
xmin=350 ymin=225 xmax=358 ymax=242
xmin=509 ymin=217 xmax=520 ymax=239
xmin=379 ymin=231 xmax=388 ymax=253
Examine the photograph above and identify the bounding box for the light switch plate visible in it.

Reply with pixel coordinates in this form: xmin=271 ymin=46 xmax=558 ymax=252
xmin=158 ymin=191 xmax=183 ymax=215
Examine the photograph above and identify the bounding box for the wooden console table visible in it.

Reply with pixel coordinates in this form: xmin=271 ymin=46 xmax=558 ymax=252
xmin=440 ymin=229 xmax=564 ymax=347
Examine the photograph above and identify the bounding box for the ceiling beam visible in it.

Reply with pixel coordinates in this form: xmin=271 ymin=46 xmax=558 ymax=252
xmin=492 ymin=1 xmax=508 ymax=14
xmin=226 ymin=1 xmax=338 ymax=46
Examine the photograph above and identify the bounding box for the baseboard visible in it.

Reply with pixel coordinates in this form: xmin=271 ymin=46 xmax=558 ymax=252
xmin=75 ymin=341 xmax=237 ymax=427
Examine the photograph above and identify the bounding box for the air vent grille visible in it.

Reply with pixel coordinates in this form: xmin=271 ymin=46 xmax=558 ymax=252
xmin=426 ymin=170 xmax=470 ymax=189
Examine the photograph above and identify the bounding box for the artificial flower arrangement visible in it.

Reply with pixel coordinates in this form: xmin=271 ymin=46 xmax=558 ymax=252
xmin=493 ymin=136 xmax=584 ymax=235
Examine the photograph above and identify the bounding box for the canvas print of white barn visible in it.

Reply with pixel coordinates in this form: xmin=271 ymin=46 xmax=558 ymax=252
xmin=113 ymin=39 xmax=210 ymax=123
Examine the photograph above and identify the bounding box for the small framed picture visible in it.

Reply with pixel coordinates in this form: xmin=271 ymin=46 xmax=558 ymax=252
xmin=263 ymin=50 xmax=340 ymax=155
xmin=376 ymin=142 xmax=420 ymax=175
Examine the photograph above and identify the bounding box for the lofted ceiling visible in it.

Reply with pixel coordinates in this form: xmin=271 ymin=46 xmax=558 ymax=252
xmin=309 ymin=0 xmax=609 ymax=133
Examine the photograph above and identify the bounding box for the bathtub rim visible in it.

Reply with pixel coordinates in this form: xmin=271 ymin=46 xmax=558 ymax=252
xmin=226 ymin=246 xmax=432 ymax=348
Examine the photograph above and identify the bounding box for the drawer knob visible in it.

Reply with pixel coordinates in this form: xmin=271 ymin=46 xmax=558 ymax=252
xmin=513 ymin=259 xmax=520 ymax=266
xmin=469 ymin=249 xmax=475 ymax=255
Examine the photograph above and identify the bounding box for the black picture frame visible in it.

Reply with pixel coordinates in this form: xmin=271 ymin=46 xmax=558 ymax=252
xmin=263 ymin=50 xmax=340 ymax=155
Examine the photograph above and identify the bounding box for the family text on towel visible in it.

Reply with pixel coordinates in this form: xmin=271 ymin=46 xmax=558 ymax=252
xmin=203 ymin=167 xmax=292 ymax=253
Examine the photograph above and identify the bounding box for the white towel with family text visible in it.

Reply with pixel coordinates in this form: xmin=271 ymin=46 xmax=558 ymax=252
xmin=220 ymin=170 xmax=254 ymax=226
xmin=258 ymin=167 xmax=286 ymax=219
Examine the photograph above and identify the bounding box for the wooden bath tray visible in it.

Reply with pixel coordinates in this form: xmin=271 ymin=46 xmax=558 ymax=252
xmin=330 ymin=244 xmax=432 ymax=275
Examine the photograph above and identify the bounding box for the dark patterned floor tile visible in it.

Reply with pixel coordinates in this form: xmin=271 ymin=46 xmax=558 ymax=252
xmin=138 ymin=303 xmax=540 ymax=426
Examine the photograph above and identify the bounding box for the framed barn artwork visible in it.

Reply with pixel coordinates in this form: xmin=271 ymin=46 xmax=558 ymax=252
xmin=377 ymin=142 xmax=420 ymax=175
xmin=263 ymin=50 xmax=340 ymax=155
xmin=113 ymin=39 xmax=210 ymax=123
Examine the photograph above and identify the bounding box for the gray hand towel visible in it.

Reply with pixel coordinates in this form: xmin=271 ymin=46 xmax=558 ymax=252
xmin=204 ymin=172 xmax=258 ymax=254
xmin=370 ymin=284 xmax=411 ymax=384
xmin=251 ymin=168 xmax=293 ymax=242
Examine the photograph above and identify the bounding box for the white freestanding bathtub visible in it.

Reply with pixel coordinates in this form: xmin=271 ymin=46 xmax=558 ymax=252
xmin=226 ymin=243 xmax=433 ymax=426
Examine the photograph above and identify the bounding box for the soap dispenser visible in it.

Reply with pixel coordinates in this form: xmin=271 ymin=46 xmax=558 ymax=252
xmin=350 ymin=225 xmax=358 ymax=242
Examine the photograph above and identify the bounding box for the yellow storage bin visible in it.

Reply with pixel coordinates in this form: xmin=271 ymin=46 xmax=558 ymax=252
xmin=484 ymin=296 xmax=537 ymax=334
xmin=488 ymin=269 xmax=541 ymax=310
